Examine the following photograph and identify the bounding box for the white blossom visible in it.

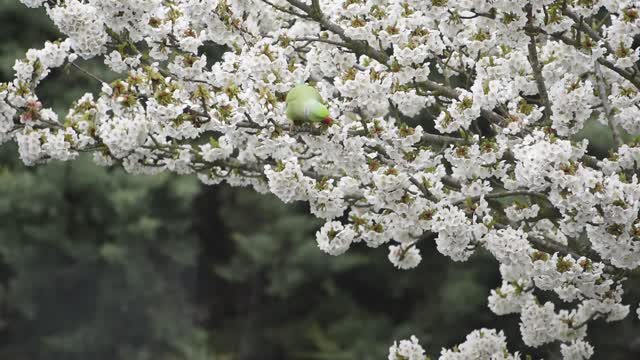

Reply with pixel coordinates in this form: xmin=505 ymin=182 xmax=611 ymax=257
xmin=560 ymin=340 xmax=594 ymax=360
xmin=4 ymin=1 xmax=640 ymax=356
xmin=440 ymin=328 xmax=520 ymax=360
xmin=316 ymin=221 xmax=355 ymax=256
xmin=388 ymin=245 xmax=422 ymax=270
xmin=388 ymin=335 xmax=425 ymax=360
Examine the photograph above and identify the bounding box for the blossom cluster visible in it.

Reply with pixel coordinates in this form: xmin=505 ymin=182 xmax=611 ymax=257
xmin=4 ymin=0 xmax=640 ymax=357
xmin=391 ymin=329 xmax=523 ymax=360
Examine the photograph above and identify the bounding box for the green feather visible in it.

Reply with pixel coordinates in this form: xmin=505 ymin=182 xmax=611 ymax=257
xmin=285 ymin=84 xmax=331 ymax=124
xmin=285 ymin=84 xmax=324 ymax=104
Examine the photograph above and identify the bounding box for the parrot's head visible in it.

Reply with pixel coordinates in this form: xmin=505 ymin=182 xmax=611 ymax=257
xmin=308 ymin=101 xmax=333 ymax=125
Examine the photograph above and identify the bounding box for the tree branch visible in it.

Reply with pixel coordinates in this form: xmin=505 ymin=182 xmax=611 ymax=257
xmin=420 ymin=133 xmax=467 ymax=145
xmin=285 ymin=0 xmax=390 ymax=64
xmin=259 ymin=0 xmax=310 ymax=18
xmin=594 ymin=60 xmax=622 ymax=148
xmin=70 ymin=62 xmax=108 ymax=84
xmin=452 ymin=190 xmax=549 ymax=206
xmin=526 ymin=6 xmax=553 ymax=122
xmin=563 ymin=9 xmax=640 ymax=90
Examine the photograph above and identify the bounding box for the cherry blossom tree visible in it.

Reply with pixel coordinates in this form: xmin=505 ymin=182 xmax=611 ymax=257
xmin=3 ymin=0 xmax=640 ymax=358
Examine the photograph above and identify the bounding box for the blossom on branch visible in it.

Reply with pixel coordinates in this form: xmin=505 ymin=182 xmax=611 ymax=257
xmin=5 ymin=0 xmax=640 ymax=357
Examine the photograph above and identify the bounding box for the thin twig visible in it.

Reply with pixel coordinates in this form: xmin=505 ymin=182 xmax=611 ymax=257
xmin=70 ymin=62 xmax=107 ymax=84
xmin=452 ymin=190 xmax=549 ymax=206
xmin=292 ymin=37 xmax=349 ymax=48
xmin=594 ymin=60 xmax=622 ymax=148
xmin=259 ymin=0 xmax=310 ymax=18
xmin=563 ymin=9 xmax=640 ymax=90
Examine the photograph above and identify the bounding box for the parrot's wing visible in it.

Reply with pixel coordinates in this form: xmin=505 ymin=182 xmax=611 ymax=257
xmin=285 ymin=97 xmax=305 ymax=122
xmin=286 ymin=84 xmax=323 ymax=104
xmin=285 ymin=84 xmax=328 ymax=123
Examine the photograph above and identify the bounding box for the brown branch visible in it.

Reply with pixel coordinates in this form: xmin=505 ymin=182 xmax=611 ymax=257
xmin=420 ymin=133 xmax=466 ymax=145
xmin=412 ymin=80 xmax=508 ymax=126
xmin=453 ymin=190 xmax=550 ymax=206
xmin=563 ymin=10 xmax=613 ymax=53
xmin=562 ymin=9 xmax=640 ymax=90
xmin=526 ymin=6 xmax=553 ymax=122
xmin=408 ymin=176 xmax=437 ymax=202
xmin=594 ymin=60 xmax=622 ymax=148
xmin=291 ymin=36 xmax=349 ymax=48
xmin=259 ymin=0 xmax=310 ymax=18
xmin=284 ymin=0 xmax=390 ymax=64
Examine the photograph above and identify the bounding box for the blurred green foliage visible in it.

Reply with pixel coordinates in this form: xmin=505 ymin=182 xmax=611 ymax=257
xmin=0 ymin=1 xmax=639 ymax=359
xmin=0 ymin=146 xmax=206 ymax=360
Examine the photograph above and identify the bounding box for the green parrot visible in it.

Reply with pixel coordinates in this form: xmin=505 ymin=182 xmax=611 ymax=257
xmin=285 ymin=84 xmax=333 ymax=126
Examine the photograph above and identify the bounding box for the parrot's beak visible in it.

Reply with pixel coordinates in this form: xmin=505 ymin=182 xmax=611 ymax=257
xmin=322 ymin=117 xmax=333 ymax=126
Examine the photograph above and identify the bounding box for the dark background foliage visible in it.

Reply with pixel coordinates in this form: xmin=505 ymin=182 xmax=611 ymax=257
xmin=0 ymin=1 xmax=639 ymax=359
